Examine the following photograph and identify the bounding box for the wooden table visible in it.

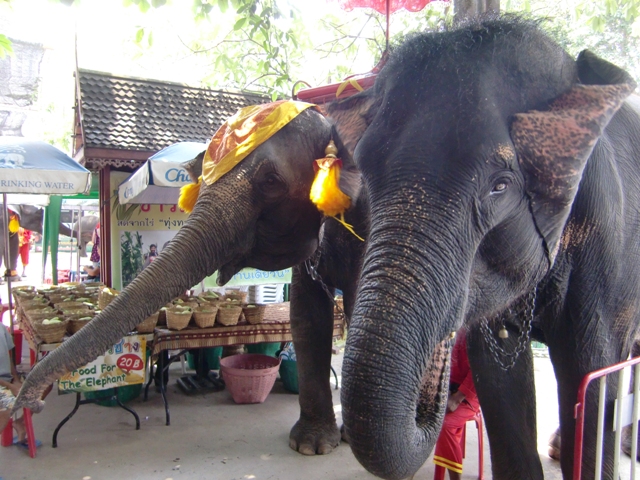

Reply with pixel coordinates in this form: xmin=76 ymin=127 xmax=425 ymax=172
xmin=148 ymin=302 xmax=345 ymax=425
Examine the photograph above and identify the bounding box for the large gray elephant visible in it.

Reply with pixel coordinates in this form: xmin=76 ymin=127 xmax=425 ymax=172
xmin=14 ymin=16 xmax=640 ymax=480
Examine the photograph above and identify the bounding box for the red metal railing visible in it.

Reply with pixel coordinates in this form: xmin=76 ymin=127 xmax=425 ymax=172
xmin=574 ymin=356 xmax=640 ymax=479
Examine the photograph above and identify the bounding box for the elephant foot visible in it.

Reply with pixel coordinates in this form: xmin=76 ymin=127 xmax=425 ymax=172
xmin=548 ymin=427 xmax=561 ymax=461
xmin=289 ymin=417 xmax=341 ymax=455
xmin=340 ymin=423 xmax=350 ymax=443
xmin=621 ymin=424 xmax=640 ymax=460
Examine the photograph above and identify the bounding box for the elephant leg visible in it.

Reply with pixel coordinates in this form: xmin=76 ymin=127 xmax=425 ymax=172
xmin=548 ymin=338 xmax=620 ymax=480
xmin=467 ymin=323 xmax=544 ymax=480
xmin=5 ymin=232 xmax=19 ymax=278
xmin=289 ymin=263 xmax=340 ymax=455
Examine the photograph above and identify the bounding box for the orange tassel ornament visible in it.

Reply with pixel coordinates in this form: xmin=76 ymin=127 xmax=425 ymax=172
xmin=178 ymin=176 xmax=202 ymax=213
xmin=310 ymin=141 xmax=363 ymax=241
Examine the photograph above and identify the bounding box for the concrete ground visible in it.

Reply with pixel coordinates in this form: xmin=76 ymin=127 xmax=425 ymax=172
xmin=0 ymin=251 xmax=568 ymax=479
xmin=1 ymin=350 xmax=565 ymax=480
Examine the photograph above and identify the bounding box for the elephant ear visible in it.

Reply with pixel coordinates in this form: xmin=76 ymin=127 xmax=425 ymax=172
xmin=182 ymin=151 xmax=205 ymax=183
xmin=324 ymin=89 xmax=379 ymax=158
xmin=324 ymin=89 xmax=380 ymax=203
xmin=511 ymin=66 xmax=636 ymax=265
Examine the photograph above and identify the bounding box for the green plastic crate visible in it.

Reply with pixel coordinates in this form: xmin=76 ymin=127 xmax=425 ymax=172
xmin=186 ymin=347 xmax=223 ymax=371
xmin=280 ymin=359 xmax=299 ymax=393
xmin=246 ymin=342 xmax=281 ymax=357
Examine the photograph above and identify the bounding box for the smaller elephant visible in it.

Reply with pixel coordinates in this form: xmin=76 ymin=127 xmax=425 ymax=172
xmin=61 ymin=215 xmax=99 ymax=257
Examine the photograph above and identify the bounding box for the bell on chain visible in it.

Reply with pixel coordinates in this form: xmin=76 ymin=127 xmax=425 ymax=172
xmin=499 ymin=326 xmax=509 ymax=339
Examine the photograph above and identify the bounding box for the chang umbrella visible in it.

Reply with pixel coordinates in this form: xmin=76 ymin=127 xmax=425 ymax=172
xmin=0 ymin=137 xmax=91 ymax=357
xmin=118 ymin=142 xmax=207 ymax=205
xmin=336 ymin=0 xmax=436 ymax=49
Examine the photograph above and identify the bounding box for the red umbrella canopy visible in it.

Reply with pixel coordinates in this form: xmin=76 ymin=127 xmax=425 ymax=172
xmin=337 ymin=0 xmax=435 ymax=14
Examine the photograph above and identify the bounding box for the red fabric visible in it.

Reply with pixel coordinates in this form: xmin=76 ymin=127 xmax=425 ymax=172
xmin=434 ymin=400 xmax=477 ymax=473
xmin=450 ymin=330 xmax=479 ymax=407
xmin=336 ymin=0 xmax=437 ymax=14
xmin=19 ymin=243 xmax=29 ymax=266
xmin=433 ymin=329 xmax=480 ymax=473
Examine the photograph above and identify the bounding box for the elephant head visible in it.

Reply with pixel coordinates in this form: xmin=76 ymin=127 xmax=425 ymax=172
xmin=14 ymin=102 xmax=363 ymax=411
xmin=339 ymin=19 xmax=636 ymax=480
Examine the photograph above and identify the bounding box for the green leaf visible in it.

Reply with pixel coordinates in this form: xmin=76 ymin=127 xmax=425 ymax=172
xmin=218 ymin=0 xmax=228 ymax=13
xmin=233 ymin=17 xmax=247 ymax=30
xmin=135 ymin=28 xmax=144 ymax=44
xmin=147 ymin=30 xmax=153 ymax=47
xmin=0 ymin=34 xmax=13 ymax=59
xmin=138 ymin=0 xmax=150 ymax=13
xmin=151 ymin=0 xmax=166 ymax=6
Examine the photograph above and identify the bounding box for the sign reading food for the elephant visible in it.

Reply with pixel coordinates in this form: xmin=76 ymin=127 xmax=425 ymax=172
xmin=57 ymin=335 xmax=146 ymax=393
xmin=110 ymin=171 xmax=291 ymax=290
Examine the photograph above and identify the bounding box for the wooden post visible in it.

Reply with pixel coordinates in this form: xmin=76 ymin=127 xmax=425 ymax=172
xmin=99 ymin=166 xmax=112 ymax=287
xmin=454 ymin=0 xmax=499 ymax=23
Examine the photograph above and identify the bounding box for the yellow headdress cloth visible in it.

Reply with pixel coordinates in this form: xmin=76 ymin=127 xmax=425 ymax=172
xmin=178 ymin=100 xmax=362 ymax=240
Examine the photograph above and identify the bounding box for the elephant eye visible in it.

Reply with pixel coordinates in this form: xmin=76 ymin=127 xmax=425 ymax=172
xmin=491 ymin=181 xmax=509 ymax=194
xmin=257 ymin=171 xmax=287 ymax=200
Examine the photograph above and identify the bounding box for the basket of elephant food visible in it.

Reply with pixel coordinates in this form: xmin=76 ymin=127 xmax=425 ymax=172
xmin=25 ymin=307 xmax=60 ymax=323
xmin=33 ymin=317 xmax=69 ymax=344
xmin=193 ymin=305 xmax=219 ymax=328
xmin=67 ymin=314 xmax=95 ymax=335
xmin=216 ymin=303 xmax=242 ymax=326
xmin=165 ymin=306 xmax=193 ymax=331
xmin=98 ymin=287 xmax=120 ymax=310
xmin=242 ymin=304 xmax=266 ymax=325
xmin=54 ymin=300 xmax=91 ymax=311
xmin=198 ymin=290 xmax=220 ymax=304
xmin=223 ymin=289 xmax=247 ymax=304
xmin=220 ymin=353 xmax=281 ymax=404
xmin=136 ymin=311 xmax=160 ymax=333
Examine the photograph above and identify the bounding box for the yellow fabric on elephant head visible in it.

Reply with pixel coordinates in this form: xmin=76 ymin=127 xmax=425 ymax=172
xmin=202 ymin=100 xmax=317 ymax=185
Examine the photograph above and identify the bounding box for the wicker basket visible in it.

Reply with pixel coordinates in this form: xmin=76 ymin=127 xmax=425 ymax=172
xmin=136 ymin=312 xmax=160 ymax=333
xmin=54 ymin=301 xmax=89 ymax=310
xmin=20 ymin=298 xmax=49 ymax=310
xmin=166 ymin=310 xmax=192 ymax=330
xmin=26 ymin=310 xmax=60 ymax=322
xmin=220 ymin=354 xmax=281 ymax=404
xmin=34 ymin=319 xmax=68 ymax=344
xmin=217 ymin=305 xmax=242 ymax=326
xmin=193 ymin=306 xmax=219 ymax=328
xmin=242 ymin=304 xmax=267 ymax=325
xmin=98 ymin=287 xmax=120 ymax=310
xmin=67 ymin=316 xmax=93 ymax=335
xmin=224 ymin=290 xmax=247 ymax=303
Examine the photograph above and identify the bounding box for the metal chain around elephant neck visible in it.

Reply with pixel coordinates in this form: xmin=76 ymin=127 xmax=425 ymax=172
xmin=479 ymin=290 xmax=536 ymax=371
xmin=304 ymin=244 xmax=348 ymax=323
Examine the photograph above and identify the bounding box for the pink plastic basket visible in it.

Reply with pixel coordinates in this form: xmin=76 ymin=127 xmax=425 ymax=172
xmin=220 ymin=354 xmax=281 ymax=404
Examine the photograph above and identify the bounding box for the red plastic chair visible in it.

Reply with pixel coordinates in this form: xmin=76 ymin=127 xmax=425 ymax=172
xmin=434 ymin=409 xmax=484 ymax=480
xmin=1 ymin=407 xmax=37 ymax=458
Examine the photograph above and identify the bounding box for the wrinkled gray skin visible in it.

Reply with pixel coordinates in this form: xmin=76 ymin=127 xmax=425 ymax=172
xmin=339 ymin=18 xmax=639 ymax=480
xmin=14 ymin=17 xmax=640 ymax=480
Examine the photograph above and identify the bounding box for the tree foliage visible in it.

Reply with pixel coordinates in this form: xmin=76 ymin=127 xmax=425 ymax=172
xmin=505 ymin=0 xmax=640 ymax=82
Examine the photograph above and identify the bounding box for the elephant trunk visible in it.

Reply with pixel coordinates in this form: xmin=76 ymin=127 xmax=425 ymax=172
xmin=342 ymin=211 xmax=468 ymax=480
xmin=15 ymin=184 xmax=252 ymax=412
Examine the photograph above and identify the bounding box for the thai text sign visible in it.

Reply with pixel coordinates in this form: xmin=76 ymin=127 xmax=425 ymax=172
xmin=58 ymin=335 xmax=147 ymax=393
xmin=204 ymin=267 xmax=292 ymax=288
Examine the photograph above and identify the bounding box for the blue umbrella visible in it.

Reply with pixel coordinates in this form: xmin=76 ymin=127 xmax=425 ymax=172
xmin=118 ymin=141 xmax=207 ymax=205
xmin=0 ymin=137 xmax=91 ymax=349
xmin=0 ymin=137 xmax=91 ymax=195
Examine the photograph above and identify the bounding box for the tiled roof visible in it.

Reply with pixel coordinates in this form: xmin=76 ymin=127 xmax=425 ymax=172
xmin=77 ymin=70 xmax=268 ymax=151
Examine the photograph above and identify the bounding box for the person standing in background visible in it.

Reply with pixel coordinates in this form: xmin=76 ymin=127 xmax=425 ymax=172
xmin=433 ymin=328 xmax=481 ymax=480
xmin=18 ymin=228 xmax=32 ymax=278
